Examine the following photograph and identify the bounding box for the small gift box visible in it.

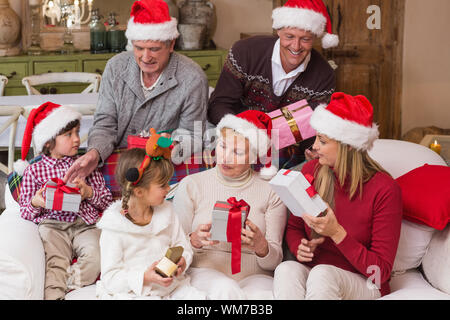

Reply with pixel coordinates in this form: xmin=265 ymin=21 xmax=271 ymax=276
xmin=269 ymin=169 xmax=327 ymax=218
xmin=127 ymin=135 xmax=148 ymax=149
xmin=155 ymin=246 xmax=184 ymax=278
xmin=211 ymin=199 xmax=248 ymax=242
xmin=267 ymin=99 xmax=316 ymax=150
xmin=44 ymin=178 xmax=81 ymax=212
xmin=210 ymin=197 xmax=250 ymax=274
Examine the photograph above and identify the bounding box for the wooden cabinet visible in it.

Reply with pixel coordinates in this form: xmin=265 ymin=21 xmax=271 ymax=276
xmin=0 ymin=49 xmax=227 ymax=96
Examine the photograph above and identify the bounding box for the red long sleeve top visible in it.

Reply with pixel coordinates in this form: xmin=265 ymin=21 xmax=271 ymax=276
xmin=286 ymin=159 xmax=403 ymax=296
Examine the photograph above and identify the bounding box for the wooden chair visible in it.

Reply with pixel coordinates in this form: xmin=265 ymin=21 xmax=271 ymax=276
xmin=21 ymin=72 xmax=101 ymax=95
xmin=0 ymin=75 xmax=8 ymax=96
xmin=0 ymin=106 xmax=24 ymax=174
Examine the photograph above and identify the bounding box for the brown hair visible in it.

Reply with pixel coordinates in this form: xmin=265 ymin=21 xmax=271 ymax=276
xmin=41 ymin=119 xmax=80 ymax=156
xmin=314 ymin=141 xmax=389 ymax=207
xmin=115 ymin=148 xmax=174 ymax=212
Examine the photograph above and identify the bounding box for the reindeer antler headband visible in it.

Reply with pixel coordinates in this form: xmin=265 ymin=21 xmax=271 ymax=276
xmin=125 ymin=128 xmax=173 ymax=185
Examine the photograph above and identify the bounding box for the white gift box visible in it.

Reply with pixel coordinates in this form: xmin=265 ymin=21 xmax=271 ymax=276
xmin=44 ymin=180 xmax=81 ymax=213
xmin=210 ymin=201 xmax=248 ymax=242
xmin=269 ymin=169 xmax=327 ymax=217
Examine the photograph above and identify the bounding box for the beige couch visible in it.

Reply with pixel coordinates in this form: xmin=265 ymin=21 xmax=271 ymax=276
xmin=0 ymin=139 xmax=448 ymax=299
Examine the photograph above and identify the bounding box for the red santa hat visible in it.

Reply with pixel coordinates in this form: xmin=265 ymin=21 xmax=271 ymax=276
xmin=14 ymin=102 xmax=82 ymax=176
xmin=125 ymin=0 xmax=179 ymax=50
xmin=216 ymin=110 xmax=278 ymax=180
xmin=272 ymin=0 xmax=339 ymax=49
xmin=310 ymin=92 xmax=379 ymax=151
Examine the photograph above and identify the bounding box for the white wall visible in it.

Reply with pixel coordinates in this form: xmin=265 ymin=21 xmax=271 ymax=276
xmin=402 ymin=0 xmax=450 ymax=134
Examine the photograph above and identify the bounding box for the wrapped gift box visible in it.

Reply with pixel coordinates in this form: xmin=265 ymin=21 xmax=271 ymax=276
xmin=155 ymin=246 xmax=184 ymax=278
xmin=44 ymin=178 xmax=81 ymax=213
xmin=127 ymin=135 xmax=148 ymax=149
xmin=211 ymin=201 xmax=248 ymax=242
xmin=269 ymin=169 xmax=327 ymax=217
xmin=267 ymin=99 xmax=316 ymax=150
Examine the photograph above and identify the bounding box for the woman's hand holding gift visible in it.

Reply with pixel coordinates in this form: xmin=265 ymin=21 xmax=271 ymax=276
xmin=241 ymin=219 xmax=269 ymax=257
xmin=190 ymin=223 xmax=220 ymax=249
xmin=302 ymin=205 xmax=347 ymax=244
xmin=296 ymin=237 xmax=325 ymax=262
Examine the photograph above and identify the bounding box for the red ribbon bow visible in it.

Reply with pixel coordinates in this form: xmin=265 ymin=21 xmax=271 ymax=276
xmin=283 ymin=170 xmax=317 ymax=198
xmin=46 ymin=178 xmax=80 ymax=211
xmin=226 ymin=197 xmax=250 ymax=274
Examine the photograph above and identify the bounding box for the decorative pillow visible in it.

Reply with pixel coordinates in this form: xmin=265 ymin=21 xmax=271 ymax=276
xmin=392 ymin=220 xmax=436 ymax=273
xmin=422 ymin=224 xmax=450 ymax=295
xmin=395 ymin=164 xmax=450 ymax=230
xmin=7 ymin=155 xmax=42 ymax=203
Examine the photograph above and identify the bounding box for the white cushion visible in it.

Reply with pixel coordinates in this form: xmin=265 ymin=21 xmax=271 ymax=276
xmin=368 ymin=139 xmax=446 ymax=179
xmin=393 ymin=220 xmax=436 ymax=273
xmin=422 ymin=225 xmax=450 ymax=295
xmin=0 ymin=213 xmax=45 ymax=299
xmin=380 ymin=269 xmax=450 ymax=300
xmin=65 ymin=284 xmax=98 ymax=300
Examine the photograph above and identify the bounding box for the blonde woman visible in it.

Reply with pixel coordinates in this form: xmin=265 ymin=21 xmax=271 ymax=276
xmin=273 ymin=92 xmax=402 ymax=300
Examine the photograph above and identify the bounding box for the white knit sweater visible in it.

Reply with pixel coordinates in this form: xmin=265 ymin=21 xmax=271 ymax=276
xmin=172 ymin=167 xmax=287 ymax=281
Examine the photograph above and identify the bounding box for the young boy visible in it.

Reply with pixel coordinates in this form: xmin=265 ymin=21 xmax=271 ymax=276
xmin=15 ymin=102 xmax=113 ymax=300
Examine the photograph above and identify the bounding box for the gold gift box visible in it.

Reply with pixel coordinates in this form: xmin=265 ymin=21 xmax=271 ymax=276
xmin=155 ymin=246 xmax=184 ymax=278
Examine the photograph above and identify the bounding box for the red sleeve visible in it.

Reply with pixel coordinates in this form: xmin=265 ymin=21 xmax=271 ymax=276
xmin=335 ymin=179 xmax=403 ymax=284
xmin=285 ymin=213 xmax=308 ymax=258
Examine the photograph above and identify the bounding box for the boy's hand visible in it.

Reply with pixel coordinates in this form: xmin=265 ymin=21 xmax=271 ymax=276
xmin=31 ymin=187 xmax=46 ymax=208
xmin=144 ymin=261 xmax=174 ymax=287
xmin=73 ymin=177 xmax=93 ymax=200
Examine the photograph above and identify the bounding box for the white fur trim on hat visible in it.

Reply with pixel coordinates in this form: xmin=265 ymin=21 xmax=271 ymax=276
xmin=310 ymin=105 xmax=379 ymax=151
xmin=125 ymin=16 xmax=179 ymax=43
xmin=13 ymin=159 xmax=30 ymax=176
xmin=272 ymin=6 xmax=327 ymax=36
xmin=216 ymin=114 xmax=271 ymax=158
xmin=33 ymin=106 xmax=82 ymax=155
xmin=260 ymin=165 xmax=278 ymax=180
xmin=321 ymin=33 xmax=339 ymax=49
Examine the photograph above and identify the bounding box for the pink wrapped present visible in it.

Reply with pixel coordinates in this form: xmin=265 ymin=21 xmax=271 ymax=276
xmin=268 ymin=100 xmax=316 ymax=150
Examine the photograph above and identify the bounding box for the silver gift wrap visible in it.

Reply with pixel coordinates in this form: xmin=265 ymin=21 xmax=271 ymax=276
xmin=210 ymin=201 xmax=248 ymax=242
xmin=44 ymin=181 xmax=81 ymax=213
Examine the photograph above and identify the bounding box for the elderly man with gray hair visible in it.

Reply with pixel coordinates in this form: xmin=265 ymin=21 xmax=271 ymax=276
xmin=65 ymin=0 xmax=208 ymax=184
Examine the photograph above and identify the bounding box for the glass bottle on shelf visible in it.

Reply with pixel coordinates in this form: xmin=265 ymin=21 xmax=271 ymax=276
xmin=89 ymin=8 xmax=107 ymax=54
xmin=27 ymin=0 xmax=42 ymax=56
xmin=107 ymin=12 xmax=125 ymax=53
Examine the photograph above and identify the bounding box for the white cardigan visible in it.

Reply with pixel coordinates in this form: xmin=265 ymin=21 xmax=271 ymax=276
xmin=95 ymin=200 xmax=194 ymax=299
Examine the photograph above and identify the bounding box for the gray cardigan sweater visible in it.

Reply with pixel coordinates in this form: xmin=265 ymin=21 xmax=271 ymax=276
xmin=88 ymin=51 xmax=209 ymax=165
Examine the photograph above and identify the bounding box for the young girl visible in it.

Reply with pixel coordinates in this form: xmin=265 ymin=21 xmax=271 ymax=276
xmin=95 ymin=144 xmax=207 ymax=299
xmin=17 ymin=102 xmax=113 ymax=300
xmin=273 ymin=92 xmax=403 ymax=300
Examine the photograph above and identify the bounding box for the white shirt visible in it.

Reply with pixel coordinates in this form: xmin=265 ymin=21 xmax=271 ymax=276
xmin=271 ymin=39 xmax=311 ymax=97
xmin=141 ymin=70 xmax=162 ymax=99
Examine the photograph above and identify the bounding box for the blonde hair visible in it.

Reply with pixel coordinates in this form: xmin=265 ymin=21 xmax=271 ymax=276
xmin=314 ymin=142 xmax=389 ymax=207
xmin=115 ymin=148 xmax=174 ymax=213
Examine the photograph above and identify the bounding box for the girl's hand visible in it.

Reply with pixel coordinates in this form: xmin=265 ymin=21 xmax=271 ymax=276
xmin=31 ymin=187 xmax=46 ymax=208
xmin=175 ymin=256 xmax=186 ymax=277
xmin=73 ymin=177 xmax=93 ymax=200
xmin=302 ymin=206 xmax=347 ymax=244
xmin=190 ymin=223 xmax=220 ymax=249
xmin=241 ymin=219 xmax=269 ymax=257
xmin=143 ymin=261 xmax=174 ymax=287
xmin=296 ymin=237 xmax=325 ymax=262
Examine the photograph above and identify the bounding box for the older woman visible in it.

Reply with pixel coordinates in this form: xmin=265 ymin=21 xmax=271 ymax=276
xmin=173 ymin=110 xmax=287 ymax=299
xmin=273 ymin=92 xmax=403 ymax=300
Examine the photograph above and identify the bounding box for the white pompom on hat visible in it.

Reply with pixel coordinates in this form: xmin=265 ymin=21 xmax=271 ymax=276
xmin=216 ymin=110 xmax=278 ymax=180
xmin=272 ymin=0 xmax=339 ymax=49
xmin=125 ymin=0 xmax=179 ymax=50
xmin=14 ymin=102 xmax=82 ymax=176
xmin=310 ymin=92 xmax=379 ymax=151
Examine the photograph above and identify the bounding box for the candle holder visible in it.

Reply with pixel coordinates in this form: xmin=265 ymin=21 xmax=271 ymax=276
xmin=27 ymin=2 xmax=43 ymax=55
xmin=430 ymin=140 xmax=442 ymax=155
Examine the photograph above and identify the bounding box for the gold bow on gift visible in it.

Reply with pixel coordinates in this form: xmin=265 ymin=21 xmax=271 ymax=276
xmin=271 ymin=104 xmax=310 ymax=144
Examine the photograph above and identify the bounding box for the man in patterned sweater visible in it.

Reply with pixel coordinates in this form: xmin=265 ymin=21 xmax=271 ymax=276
xmin=208 ymin=0 xmax=339 ymax=168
